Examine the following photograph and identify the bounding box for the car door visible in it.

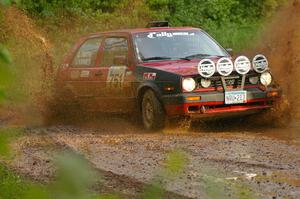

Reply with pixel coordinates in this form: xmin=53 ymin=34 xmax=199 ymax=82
xmin=96 ymin=34 xmax=136 ymax=112
xmin=62 ymin=36 xmax=104 ymax=103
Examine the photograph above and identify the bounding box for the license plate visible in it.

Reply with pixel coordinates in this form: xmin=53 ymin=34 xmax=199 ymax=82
xmin=225 ymin=91 xmax=247 ymax=104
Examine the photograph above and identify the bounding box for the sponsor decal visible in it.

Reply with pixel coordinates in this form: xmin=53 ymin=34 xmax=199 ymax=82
xmin=143 ymin=73 xmax=157 ymax=80
xmin=147 ymin=32 xmax=195 ymax=39
xmin=107 ymin=66 xmax=127 ymax=88
xmin=80 ymin=70 xmax=90 ymax=78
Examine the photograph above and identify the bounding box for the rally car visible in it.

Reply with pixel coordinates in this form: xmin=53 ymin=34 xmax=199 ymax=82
xmin=56 ymin=21 xmax=281 ymax=130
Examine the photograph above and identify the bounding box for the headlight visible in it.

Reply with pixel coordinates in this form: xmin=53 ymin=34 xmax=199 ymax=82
xmin=182 ymin=78 xmax=196 ymax=92
xmin=249 ymin=76 xmax=259 ymax=85
xmin=200 ymin=79 xmax=212 ymax=88
xmin=260 ymin=72 xmax=272 ymax=86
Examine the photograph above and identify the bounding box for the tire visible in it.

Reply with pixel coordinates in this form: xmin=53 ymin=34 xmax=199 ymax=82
xmin=141 ymin=90 xmax=166 ymax=130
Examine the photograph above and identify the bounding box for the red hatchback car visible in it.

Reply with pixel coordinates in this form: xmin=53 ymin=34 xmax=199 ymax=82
xmin=56 ymin=22 xmax=281 ymax=130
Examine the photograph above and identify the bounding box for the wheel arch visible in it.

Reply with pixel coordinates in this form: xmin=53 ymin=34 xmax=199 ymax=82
xmin=137 ymin=83 xmax=164 ymax=111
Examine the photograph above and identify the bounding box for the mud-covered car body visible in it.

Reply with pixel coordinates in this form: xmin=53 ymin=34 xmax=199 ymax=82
xmin=57 ymin=24 xmax=281 ymax=129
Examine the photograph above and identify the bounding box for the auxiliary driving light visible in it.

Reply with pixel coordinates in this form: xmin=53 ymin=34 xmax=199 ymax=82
xmin=216 ymin=57 xmax=234 ymax=76
xmin=253 ymin=54 xmax=269 ymax=73
xmin=200 ymin=78 xmax=212 ymax=88
xmin=198 ymin=59 xmax=216 ymax=78
xmin=234 ymin=56 xmax=251 ymax=75
xmin=260 ymin=72 xmax=272 ymax=86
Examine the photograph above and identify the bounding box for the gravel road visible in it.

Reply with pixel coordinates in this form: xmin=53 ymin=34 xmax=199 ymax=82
xmin=8 ymin=116 xmax=300 ymax=199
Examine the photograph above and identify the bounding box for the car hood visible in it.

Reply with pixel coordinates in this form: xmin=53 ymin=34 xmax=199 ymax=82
xmin=140 ymin=58 xmax=222 ymax=77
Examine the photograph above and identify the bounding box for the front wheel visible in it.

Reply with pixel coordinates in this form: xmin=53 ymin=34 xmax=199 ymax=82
xmin=141 ymin=90 xmax=166 ymax=131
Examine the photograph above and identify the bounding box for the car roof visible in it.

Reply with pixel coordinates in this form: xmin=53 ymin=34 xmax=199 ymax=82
xmin=86 ymin=27 xmax=201 ymax=38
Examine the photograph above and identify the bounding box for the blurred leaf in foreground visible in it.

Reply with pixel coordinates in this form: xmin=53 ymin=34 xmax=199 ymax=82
xmin=0 ymin=128 xmax=20 ymax=157
xmin=203 ymin=174 xmax=231 ymax=199
xmin=95 ymin=194 xmax=120 ymax=199
xmin=0 ymin=164 xmax=27 ymax=199
xmin=24 ymin=184 xmax=51 ymax=199
xmin=142 ymin=149 xmax=187 ymax=199
xmin=0 ymin=44 xmax=12 ymax=64
xmin=50 ymin=152 xmax=97 ymax=199
xmin=0 ymin=131 xmax=9 ymax=156
xmin=0 ymin=44 xmax=13 ymax=101
xmin=141 ymin=183 xmax=164 ymax=199
xmin=164 ymin=149 xmax=187 ymax=177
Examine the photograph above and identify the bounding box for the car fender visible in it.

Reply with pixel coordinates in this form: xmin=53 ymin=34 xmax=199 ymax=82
xmin=135 ymin=65 xmax=182 ymax=109
xmin=137 ymin=82 xmax=163 ymax=109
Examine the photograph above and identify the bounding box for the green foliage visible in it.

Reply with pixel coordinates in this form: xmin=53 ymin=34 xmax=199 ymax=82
xmin=0 ymin=149 xmax=111 ymax=199
xmin=203 ymin=175 xmax=231 ymax=199
xmin=0 ymin=0 xmax=11 ymax=6
xmin=146 ymin=0 xmax=283 ymax=50
xmin=50 ymin=152 xmax=97 ymax=199
xmin=0 ymin=44 xmax=11 ymax=64
xmin=0 ymin=128 xmax=20 ymax=157
xmin=0 ymin=131 xmax=10 ymax=156
xmin=16 ymin=0 xmax=284 ymax=51
xmin=0 ymin=0 xmax=20 ymax=6
xmin=141 ymin=150 xmax=187 ymax=199
xmin=18 ymin=0 xmax=120 ymax=17
xmin=23 ymin=185 xmax=51 ymax=199
xmin=0 ymin=165 xmax=28 ymax=199
xmin=163 ymin=149 xmax=187 ymax=177
xmin=0 ymin=44 xmax=13 ymax=101
xmin=141 ymin=184 xmax=164 ymax=199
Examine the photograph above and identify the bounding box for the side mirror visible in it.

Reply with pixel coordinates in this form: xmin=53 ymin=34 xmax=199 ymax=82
xmin=226 ymin=48 xmax=234 ymax=56
xmin=113 ymin=55 xmax=127 ymax=66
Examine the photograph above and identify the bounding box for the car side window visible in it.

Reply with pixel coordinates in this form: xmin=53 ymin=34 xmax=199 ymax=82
xmin=101 ymin=37 xmax=128 ymax=67
xmin=72 ymin=37 xmax=102 ymax=67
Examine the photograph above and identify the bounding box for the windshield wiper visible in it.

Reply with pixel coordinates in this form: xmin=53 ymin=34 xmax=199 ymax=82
xmin=183 ymin=53 xmax=225 ymax=60
xmin=178 ymin=57 xmax=192 ymax=61
xmin=143 ymin=56 xmax=192 ymax=62
xmin=142 ymin=56 xmax=173 ymax=61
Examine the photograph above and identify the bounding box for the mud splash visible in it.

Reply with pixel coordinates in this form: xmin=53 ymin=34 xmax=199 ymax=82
xmin=1 ymin=6 xmax=54 ymax=125
xmin=258 ymin=0 xmax=300 ymax=124
xmin=4 ymin=6 xmax=53 ymax=79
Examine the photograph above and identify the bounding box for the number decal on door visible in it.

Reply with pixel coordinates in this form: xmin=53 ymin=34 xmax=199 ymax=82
xmin=107 ymin=66 xmax=127 ymax=89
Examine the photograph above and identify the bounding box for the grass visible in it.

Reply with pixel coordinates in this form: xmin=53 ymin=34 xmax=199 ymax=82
xmin=0 ymin=165 xmax=28 ymax=199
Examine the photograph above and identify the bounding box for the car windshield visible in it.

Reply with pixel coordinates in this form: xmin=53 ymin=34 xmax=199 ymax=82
xmin=134 ymin=30 xmax=228 ymax=62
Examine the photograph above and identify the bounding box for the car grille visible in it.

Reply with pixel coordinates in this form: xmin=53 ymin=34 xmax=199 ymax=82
xmin=195 ymin=74 xmax=257 ymax=90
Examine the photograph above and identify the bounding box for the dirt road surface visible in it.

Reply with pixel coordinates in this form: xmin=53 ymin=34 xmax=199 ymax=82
xmin=2 ymin=1 xmax=300 ymax=199
xmin=8 ymin=116 xmax=300 ymax=199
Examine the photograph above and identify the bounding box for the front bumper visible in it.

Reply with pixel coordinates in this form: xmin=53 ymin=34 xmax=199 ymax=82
xmin=163 ymin=87 xmax=281 ymax=118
